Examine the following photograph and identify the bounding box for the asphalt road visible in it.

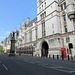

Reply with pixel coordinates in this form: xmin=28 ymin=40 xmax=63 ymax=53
xmin=0 ymin=54 xmax=75 ymax=75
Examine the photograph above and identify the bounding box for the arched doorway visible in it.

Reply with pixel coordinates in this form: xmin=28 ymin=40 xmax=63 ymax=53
xmin=41 ymin=41 xmax=49 ymax=57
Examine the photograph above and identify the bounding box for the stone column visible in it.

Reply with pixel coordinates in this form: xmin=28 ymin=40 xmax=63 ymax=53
xmin=9 ymin=32 xmax=16 ymax=56
xmin=65 ymin=0 xmax=75 ymax=30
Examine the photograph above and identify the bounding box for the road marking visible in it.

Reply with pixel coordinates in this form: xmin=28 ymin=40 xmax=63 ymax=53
xmin=69 ymin=71 xmax=75 ymax=73
xmin=50 ymin=64 xmax=75 ymax=72
xmin=40 ymin=65 xmax=71 ymax=73
xmin=24 ymin=60 xmax=75 ymax=73
xmin=2 ymin=64 xmax=8 ymax=70
xmin=39 ymin=64 xmax=75 ymax=74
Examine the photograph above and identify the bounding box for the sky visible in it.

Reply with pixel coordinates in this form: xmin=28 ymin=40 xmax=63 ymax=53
xmin=0 ymin=0 xmax=37 ymax=43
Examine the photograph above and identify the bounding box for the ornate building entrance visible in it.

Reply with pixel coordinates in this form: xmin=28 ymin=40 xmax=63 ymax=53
xmin=41 ymin=41 xmax=49 ymax=57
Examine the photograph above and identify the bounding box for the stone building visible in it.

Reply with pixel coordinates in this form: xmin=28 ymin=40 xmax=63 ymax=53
xmin=6 ymin=33 xmax=12 ymax=53
xmin=2 ymin=38 xmax=7 ymax=53
xmin=15 ymin=17 xmax=37 ymax=54
xmin=34 ymin=0 xmax=75 ymax=57
xmin=35 ymin=0 xmax=75 ymax=57
xmin=2 ymin=0 xmax=75 ymax=57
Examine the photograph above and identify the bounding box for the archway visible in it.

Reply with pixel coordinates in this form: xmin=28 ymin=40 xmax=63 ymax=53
xmin=41 ymin=41 xmax=49 ymax=57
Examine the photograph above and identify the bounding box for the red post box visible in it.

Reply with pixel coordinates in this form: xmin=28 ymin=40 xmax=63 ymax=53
xmin=61 ymin=48 xmax=67 ymax=58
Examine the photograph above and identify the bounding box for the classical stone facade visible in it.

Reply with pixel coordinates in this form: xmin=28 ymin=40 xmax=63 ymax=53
xmin=2 ymin=0 xmax=75 ymax=57
xmin=2 ymin=33 xmax=12 ymax=53
xmin=15 ymin=18 xmax=37 ymax=54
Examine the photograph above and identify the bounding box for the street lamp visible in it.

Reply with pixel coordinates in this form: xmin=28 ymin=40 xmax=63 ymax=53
xmin=68 ymin=43 xmax=73 ymax=61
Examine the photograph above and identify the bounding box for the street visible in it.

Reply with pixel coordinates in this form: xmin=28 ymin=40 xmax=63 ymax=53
xmin=0 ymin=54 xmax=75 ymax=75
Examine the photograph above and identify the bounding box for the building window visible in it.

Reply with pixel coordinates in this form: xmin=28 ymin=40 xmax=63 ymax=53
xmin=63 ymin=14 xmax=67 ymax=32
xmin=44 ymin=12 xmax=46 ymax=17
xmin=45 ymin=2 xmax=46 ymax=8
xmin=39 ymin=7 xmax=41 ymax=12
xmin=29 ymin=30 xmax=32 ymax=42
xmin=64 ymin=2 xmax=66 ymax=9
xmin=40 ymin=12 xmax=46 ymax=20
xmin=63 ymin=15 xmax=66 ymax=21
xmin=36 ymin=27 xmax=37 ymax=40
xmin=42 ymin=5 xmax=43 ymax=10
xmin=61 ymin=5 xmax=63 ymax=11
xmin=52 ymin=24 xmax=54 ymax=34
xmin=64 ymin=25 xmax=68 ymax=32
xmin=40 ymin=15 xmax=42 ymax=20
xmin=42 ymin=22 xmax=46 ymax=37
xmin=25 ymin=33 xmax=27 ymax=43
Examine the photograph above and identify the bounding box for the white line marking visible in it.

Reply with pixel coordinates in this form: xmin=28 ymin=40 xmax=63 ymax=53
xmin=40 ymin=65 xmax=71 ymax=73
xmin=69 ymin=71 xmax=75 ymax=73
xmin=50 ymin=66 xmax=63 ymax=69
xmin=2 ymin=64 xmax=8 ymax=70
xmin=50 ymin=63 xmax=75 ymax=71
xmin=24 ymin=60 xmax=75 ymax=73
xmin=38 ymin=63 xmax=75 ymax=74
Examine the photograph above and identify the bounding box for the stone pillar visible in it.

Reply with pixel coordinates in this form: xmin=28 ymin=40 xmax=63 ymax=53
xmin=9 ymin=32 xmax=16 ymax=56
xmin=65 ymin=0 xmax=75 ymax=29
xmin=65 ymin=0 xmax=75 ymax=17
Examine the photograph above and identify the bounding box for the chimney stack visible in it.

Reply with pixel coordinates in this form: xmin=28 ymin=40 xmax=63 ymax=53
xmin=27 ymin=17 xmax=30 ymax=24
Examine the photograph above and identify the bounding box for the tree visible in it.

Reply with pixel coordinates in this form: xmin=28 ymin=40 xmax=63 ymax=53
xmin=0 ymin=45 xmax=4 ymax=53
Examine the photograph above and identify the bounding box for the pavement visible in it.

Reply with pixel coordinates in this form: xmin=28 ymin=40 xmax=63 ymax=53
xmin=0 ymin=54 xmax=75 ymax=75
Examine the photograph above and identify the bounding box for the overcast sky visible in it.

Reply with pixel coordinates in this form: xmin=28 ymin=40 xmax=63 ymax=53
xmin=0 ymin=0 xmax=37 ymax=43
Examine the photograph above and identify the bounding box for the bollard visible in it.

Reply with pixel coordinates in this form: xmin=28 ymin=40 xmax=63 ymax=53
xmin=19 ymin=52 xmax=21 ymax=56
xmin=38 ymin=54 xmax=39 ymax=57
xmin=68 ymin=55 xmax=70 ymax=61
xmin=46 ymin=55 xmax=47 ymax=58
xmin=49 ymin=55 xmax=51 ymax=59
xmin=41 ymin=55 xmax=42 ymax=58
xmin=74 ymin=55 xmax=75 ymax=59
xmin=71 ymin=56 xmax=73 ymax=61
xmin=32 ymin=53 xmax=33 ymax=57
xmin=74 ymin=55 xmax=75 ymax=60
xmin=57 ymin=55 xmax=59 ymax=60
xmin=62 ymin=54 xmax=64 ymax=60
xmin=53 ymin=55 xmax=54 ymax=59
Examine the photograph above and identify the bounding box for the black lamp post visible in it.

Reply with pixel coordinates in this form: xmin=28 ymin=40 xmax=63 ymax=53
xmin=32 ymin=46 xmax=33 ymax=56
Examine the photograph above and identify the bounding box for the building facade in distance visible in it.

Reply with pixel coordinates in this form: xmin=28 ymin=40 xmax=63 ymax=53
xmin=2 ymin=0 xmax=75 ymax=57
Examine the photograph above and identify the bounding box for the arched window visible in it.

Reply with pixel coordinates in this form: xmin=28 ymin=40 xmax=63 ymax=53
xmin=45 ymin=2 xmax=46 ymax=8
xmin=42 ymin=5 xmax=43 ymax=10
